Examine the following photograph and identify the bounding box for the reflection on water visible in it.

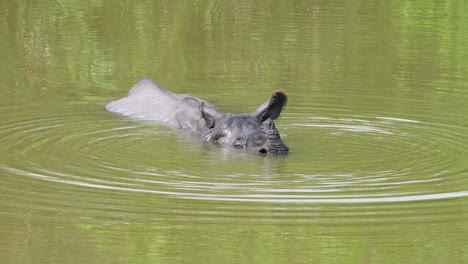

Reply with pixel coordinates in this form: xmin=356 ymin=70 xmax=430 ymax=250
xmin=1 ymin=1 xmax=467 ymax=263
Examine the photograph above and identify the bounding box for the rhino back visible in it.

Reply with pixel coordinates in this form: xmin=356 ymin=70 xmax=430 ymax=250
xmin=106 ymin=78 xmax=177 ymax=120
xmin=106 ymin=78 xmax=209 ymax=130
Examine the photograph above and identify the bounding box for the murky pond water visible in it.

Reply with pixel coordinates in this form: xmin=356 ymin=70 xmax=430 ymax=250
xmin=1 ymin=1 xmax=467 ymax=263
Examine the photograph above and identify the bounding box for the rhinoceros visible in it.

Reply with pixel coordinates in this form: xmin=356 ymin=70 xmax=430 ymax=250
xmin=106 ymin=78 xmax=288 ymax=155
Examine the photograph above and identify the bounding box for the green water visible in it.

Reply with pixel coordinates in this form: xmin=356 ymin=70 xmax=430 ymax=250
xmin=1 ymin=1 xmax=467 ymax=263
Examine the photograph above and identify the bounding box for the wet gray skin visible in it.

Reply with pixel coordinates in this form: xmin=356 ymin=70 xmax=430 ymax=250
xmin=106 ymin=78 xmax=288 ymax=155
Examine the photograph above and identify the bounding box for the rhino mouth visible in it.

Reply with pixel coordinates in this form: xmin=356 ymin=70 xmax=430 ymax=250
xmin=261 ymin=141 xmax=289 ymax=155
xmin=265 ymin=146 xmax=289 ymax=155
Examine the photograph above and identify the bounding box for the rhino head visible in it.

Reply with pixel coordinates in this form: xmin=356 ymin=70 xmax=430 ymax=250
xmin=198 ymin=91 xmax=289 ymax=155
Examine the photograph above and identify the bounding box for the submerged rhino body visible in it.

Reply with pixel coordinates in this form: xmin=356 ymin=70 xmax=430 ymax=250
xmin=106 ymin=78 xmax=289 ymax=155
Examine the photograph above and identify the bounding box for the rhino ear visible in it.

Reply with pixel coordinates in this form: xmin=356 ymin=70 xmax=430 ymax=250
xmin=253 ymin=90 xmax=287 ymax=121
xmin=199 ymin=101 xmax=223 ymax=129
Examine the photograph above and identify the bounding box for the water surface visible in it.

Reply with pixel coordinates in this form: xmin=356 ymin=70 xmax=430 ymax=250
xmin=0 ymin=1 xmax=467 ymax=263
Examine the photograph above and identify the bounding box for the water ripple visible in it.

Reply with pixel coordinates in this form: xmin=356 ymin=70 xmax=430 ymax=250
xmin=0 ymin=103 xmax=467 ymax=223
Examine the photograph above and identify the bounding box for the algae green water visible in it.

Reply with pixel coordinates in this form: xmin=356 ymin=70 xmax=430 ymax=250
xmin=0 ymin=1 xmax=467 ymax=263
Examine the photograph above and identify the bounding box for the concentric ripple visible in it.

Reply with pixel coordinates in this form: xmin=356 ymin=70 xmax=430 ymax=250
xmin=0 ymin=102 xmax=467 ymax=224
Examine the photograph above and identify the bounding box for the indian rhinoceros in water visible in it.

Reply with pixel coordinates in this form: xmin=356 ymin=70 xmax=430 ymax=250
xmin=106 ymin=78 xmax=289 ymax=155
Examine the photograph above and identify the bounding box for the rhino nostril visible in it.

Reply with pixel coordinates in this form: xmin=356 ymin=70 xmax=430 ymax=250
xmin=259 ymin=148 xmax=267 ymax=154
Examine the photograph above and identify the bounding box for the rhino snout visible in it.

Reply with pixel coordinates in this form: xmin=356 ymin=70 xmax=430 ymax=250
xmin=259 ymin=136 xmax=289 ymax=155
